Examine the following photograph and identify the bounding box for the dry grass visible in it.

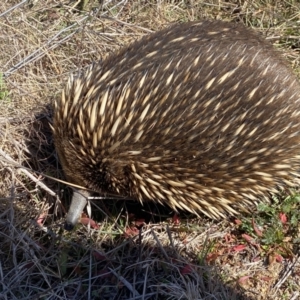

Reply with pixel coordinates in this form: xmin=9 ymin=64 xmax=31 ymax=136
xmin=1 ymin=0 xmax=300 ymax=299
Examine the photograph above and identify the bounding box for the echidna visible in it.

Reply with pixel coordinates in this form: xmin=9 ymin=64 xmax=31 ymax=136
xmin=53 ymin=20 xmax=300 ymax=230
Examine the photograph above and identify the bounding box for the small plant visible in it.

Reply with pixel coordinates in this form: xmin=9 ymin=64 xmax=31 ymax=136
xmin=237 ymin=191 xmax=300 ymax=256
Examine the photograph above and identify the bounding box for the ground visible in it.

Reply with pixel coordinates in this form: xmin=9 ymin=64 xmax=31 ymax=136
xmin=1 ymin=1 xmax=300 ymax=299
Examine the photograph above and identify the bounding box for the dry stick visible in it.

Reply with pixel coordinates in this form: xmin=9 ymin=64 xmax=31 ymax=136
xmin=3 ymin=0 xmax=134 ymax=78
xmin=110 ymin=0 xmax=128 ymax=19
xmin=0 ymin=0 xmax=27 ymax=18
xmin=108 ymin=267 xmax=141 ymax=297
xmin=3 ymin=19 xmax=87 ymax=78
xmin=166 ymin=224 xmax=175 ymax=250
xmin=101 ymin=0 xmax=126 ymax=15
xmin=18 ymin=169 xmax=55 ymax=196
xmin=8 ymin=167 xmax=16 ymax=230
xmin=142 ymin=264 xmax=149 ymax=300
xmin=1 ymin=151 xmax=62 ymax=237
xmin=273 ymin=252 xmax=300 ymax=292
xmin=0 ymin=149 xmax=56 ymax=196
xmin=69 ymin=0 xmax=82 ymax=12
xmin=88 ymin=251 xmax=92 ymax=300
xmin=151 ymin=229 xmax=170 ymax=262
xmin=290 ymin=292 xmax=300 ymax=300
xmin=106 ymin=17 xmax=154 ymax=33
xmin=0 ymin=260 xmax=7 ymax=300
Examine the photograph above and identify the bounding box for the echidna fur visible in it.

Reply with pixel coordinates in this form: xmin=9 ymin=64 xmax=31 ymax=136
xmin=53 ymin=20 xmax=300 ymax=230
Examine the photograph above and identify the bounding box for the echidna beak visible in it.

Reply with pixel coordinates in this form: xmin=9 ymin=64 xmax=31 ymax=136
xmin=64 ymin=189 xmax=89 ymax=231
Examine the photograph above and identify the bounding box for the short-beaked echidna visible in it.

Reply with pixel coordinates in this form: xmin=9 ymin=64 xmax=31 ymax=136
xmin=53 ymin=20 xmax=300 ymax=230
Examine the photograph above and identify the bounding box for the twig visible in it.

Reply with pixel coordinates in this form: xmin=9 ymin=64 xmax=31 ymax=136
xmin=103 ymin=16 xmax=154 ymax=33
xmin=290 ymin=292 xmax=300 ymax=300
xmin=3 ymin=0 xmax=138 ymax=78
xmin=0 ymin=148 xmax=56 ymax=196
xmin=151 ymin=229 xmax=170 ymax=262
xmin=3 ymin=16 xmax=89 ymax=78
xmin=142 ymin=263 xmax=149 ymax=300
xmin=0 ymin=0 xmax=27 ymax=18
xmin=273 ymin=252 xmax=300 ymax=291
xmin=108 ymin=267 xmax=141 ymax=297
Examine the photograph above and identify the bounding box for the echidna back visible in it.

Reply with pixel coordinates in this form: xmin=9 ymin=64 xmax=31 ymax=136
xmin=53 ymin=20 xmax=300 ymax=227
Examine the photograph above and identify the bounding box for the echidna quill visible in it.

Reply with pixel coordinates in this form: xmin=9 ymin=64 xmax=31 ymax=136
xmin=53 ymin=20 xmax=300 ymax=230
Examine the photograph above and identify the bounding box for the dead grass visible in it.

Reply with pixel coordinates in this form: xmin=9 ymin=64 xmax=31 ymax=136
xmin=1 ymin=0 xmax=300 ymax=299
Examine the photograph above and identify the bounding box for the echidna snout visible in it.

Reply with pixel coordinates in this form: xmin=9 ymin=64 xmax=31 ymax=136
xmin=53 ymin=20 xmax=300 ymax=230
xmin=64 ymin=189 xmax=89 ymax=230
